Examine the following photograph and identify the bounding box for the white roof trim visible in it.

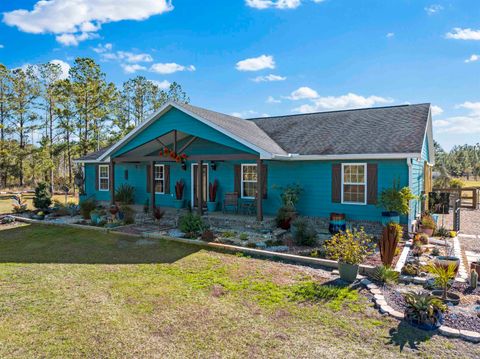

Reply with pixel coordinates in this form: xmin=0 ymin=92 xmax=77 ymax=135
xmin=97 ymin=101 xmax=274 ymax=161
xmin=271 ymin=153 xmax=422 ymax=161
xmin=425 ymin=107 xmax=435 ymax=166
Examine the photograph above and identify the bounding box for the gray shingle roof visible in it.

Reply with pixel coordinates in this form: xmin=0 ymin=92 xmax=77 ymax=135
xmin=250 ymin=103 xmax=431 ymax=155
xmin=180 ymin=103 xmax=287 ymax=155
xmin=75 ymin=146 xmax=111 ymax=161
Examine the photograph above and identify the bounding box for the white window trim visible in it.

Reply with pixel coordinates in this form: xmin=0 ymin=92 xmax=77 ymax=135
xmin=154 ymin=164 xmax=165 ymax=194
xmin=98 ymin=164 xmax=110 ymax=192
xmin=341 ymin=163 xmax=367 ymax=205
xmin=241 ymin=163 xmax=257 ymax=199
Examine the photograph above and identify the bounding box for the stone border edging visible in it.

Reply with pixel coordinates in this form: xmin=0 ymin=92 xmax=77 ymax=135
xmin=360 ymin=278 xmax=480 ymax=343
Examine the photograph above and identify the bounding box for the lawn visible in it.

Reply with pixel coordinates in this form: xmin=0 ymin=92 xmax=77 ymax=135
xmin=0 ymin=193 xmax=78 ymax=214
xmin=0 ymin=224 xmax=478 ymax=358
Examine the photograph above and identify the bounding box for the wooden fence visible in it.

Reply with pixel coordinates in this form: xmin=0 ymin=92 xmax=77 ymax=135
xmin=432 ymin=187 xmax=479 ymax=209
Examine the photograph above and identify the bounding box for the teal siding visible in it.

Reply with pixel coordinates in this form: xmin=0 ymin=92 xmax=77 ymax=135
xmin=112 ymin=108 xmax=257 ymax=157
xmin=82 ymin=158 xmax=408 ymax=223
xmin=409 ymin=135 xmax=430 ymax=221
xmin=421 ymin=134 xmax=430 ymax=162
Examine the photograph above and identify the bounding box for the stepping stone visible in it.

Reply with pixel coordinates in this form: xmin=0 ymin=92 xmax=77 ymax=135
xmin=373 ymin=294 xmax=384 ymax=301
xmin=390 ymin=310 xmax=405 ymax=319
xmin=367 ymin=283 xmax=378 ymax=290
xmin=370 ymin=288 xmax=382 ymax=295
xmin=460 ymin=330 xmax=480 ymax=343
xmin=375 ymin=299 xmax=387 ymax=307
xmin=439 ymin=326 xmax=460 ymax=338
xmin=380 ymin=305 xmax=392 ymax=314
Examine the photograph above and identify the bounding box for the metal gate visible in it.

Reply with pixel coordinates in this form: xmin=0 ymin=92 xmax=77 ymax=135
xmin=453 ymin=198 xmax=461 ymax=232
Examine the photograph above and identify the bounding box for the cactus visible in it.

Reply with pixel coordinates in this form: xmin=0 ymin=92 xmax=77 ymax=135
xmin=470 ymin=270 xmax=478 ymax=289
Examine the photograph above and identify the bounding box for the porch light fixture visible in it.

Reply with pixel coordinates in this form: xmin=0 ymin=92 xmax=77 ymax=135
xmin=210 ymin=162 xmax=217 ymax=171
xmin=181 ymin=162 xmax=187 ymax=171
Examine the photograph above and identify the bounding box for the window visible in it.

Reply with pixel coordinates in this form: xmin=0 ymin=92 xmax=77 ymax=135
xmin=241 ymin=164 xmax=257 ymax=199
xmin=154 ymin=164 xmax=164 ymax=194
xmin=98 ymin=165 xmax=109 ymax=191
xmin=341 ymin=163 xmax=367 ymax=204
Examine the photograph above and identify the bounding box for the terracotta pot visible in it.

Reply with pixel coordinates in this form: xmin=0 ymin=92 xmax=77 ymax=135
xmin=419 ymin=225 xmax=434 ymax=237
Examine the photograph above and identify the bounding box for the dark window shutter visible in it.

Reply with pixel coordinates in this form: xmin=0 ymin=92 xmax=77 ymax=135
xmin=367 ymin=163 xmax=378 ymax=205
xmin=234 ymin=164 xmax=241 ymax=197
xmin=109 ymin=164 xmax=113 ymax=191
xmin=124 ymin=170 xmax=128 ymax=181
xmin=164 ymin=165 xmax=170 ymax=194
xmin=146 ymin=164 xmax=151 ymax=193
xmin=261 ymin=164 xmax=268 ymax=199
xmin=95 ymin=165 xmax=99 ymax=191
xmin=331 ymin=164 xmax=341 ymax=203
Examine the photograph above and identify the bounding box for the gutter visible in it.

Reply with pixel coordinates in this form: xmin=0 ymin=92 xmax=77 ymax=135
xmin=271 ymin=153 xmax=422 ymax=161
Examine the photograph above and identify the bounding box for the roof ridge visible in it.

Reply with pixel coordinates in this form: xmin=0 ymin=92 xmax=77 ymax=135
xmin=247 ymin=103 xmax=431 ymax=121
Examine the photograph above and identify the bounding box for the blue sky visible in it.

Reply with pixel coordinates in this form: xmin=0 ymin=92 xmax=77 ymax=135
xmin=0 ymin=0 xmax=479 ymax=150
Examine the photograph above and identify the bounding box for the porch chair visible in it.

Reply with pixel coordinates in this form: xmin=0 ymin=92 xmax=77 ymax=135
xmin=223 ymin=192 xmax=239 ymax=214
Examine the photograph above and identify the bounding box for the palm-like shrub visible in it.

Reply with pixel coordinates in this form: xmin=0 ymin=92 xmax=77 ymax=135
xmin=404 ymin=291 xmax=447 ymax=329
xmin=115 ymin=184 xmax=135 ymax=204
xmin=426 ymin=263 xmax=457 ymax=300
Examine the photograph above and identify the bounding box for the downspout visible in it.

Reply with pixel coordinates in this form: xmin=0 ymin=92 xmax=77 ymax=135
xmin=406 ymin=157 xmax=414 ymax=233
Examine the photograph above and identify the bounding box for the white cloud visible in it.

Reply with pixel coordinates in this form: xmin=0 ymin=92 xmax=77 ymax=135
xmin=236 ymin=55 xmax=275 ymax=71
xmin=266 ymin=96 xmax=281 ymax=104
xmin=104 ymin=51 xmax=153 ymax=63
xmin=465 ymin=54 xmax=480 ymax=63
xmin=245 ymin=0 xmax=301 ymax=9
xmin=149 ymin=79 xmax=171 ymax=90
xmin=386 ymin=32 xmax=395 ymax=38
xmin=3 ymin=0 xmax=173 ymax=46
xmin=121 ymin=64 xmax=147 ymax=74
xmin=425 ymin=4 xmax=443 ymax=15
xmin=434 ymin=102 xmax=480 ymax=134
xmin=287 ymin=86 xmax=319 ymax=100
xmin=150 ymin=63 xmax=195 ymax=74
xmin=291 ymin=92 xmax=393 ymax=113
xmin=50 ymin=59 xmax=71 ymax=79
xmin=0 ymin=44 xmax=4 ymax=49
xmin=252 ymin=74 xmax=286 ymax=82
xmin=92 ymin=43 xmax=113 ymax=53
xmin=446 ymin=28 xmax=480 ymax=41
xmin=431 ymin=105 xmax=444 ymax=116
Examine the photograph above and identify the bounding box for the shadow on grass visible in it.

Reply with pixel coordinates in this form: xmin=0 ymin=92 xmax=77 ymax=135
xmin=387 ymin=321 xmax=435 ymax=351
xmin=0 ymin=223 xmax=202 ymax=265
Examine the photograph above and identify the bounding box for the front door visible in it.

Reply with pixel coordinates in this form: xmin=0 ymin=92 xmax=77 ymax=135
xmin=192 ymin=163 xmax=209 ymax=207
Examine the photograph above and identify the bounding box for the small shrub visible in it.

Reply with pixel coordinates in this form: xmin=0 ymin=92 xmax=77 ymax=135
xmin=326 ymin=228 xmax=375 ymax=265
xmin=292 ymin=217 xmax=317 ymax=246
xmin=413 ymin=233 xmax=429 ymax=246
xmin=79 ymin=199 xmax=96 ymax=219
xmin=120 ymin=205 xmax=135 ymax=224
xmin=449 ymin=178 xmax=464 ymax=189
xmin=179 ymin=212 xmax=206 ymax=238
xmin=12 ymin=195 xmax=28 ymax=213
xmin=201 ymin=229 xmax=215 ymax=242
xmin=378 ymin=181 xmax=416 ymax=215
xmin=420 ymin=214 xmax=436 ymax=230
xmin=246 ymin=242 xmax=257 ymax=248
xmin=411 ymin=245 xmax=423 ymax=257
xmin=33 ymin=182 xmax=52 ymax=210
xmin=431 ymin=247 xmax=440 ymax=256
xmin=372 ymin=265 xmax=399 ymax=285
xmin=221 ymin=230 xmax=236 ymax=238
xmin=449 ymin=231 xmax=457 ymax=238
xmin=394 ymin=247 xmax=401 ymax=257
xmin=426 ymin=263 xmax=457 ymax=300
xmin=401 ymin=263 xmax=419 ymax=276
xmin=404 ymin=291 xmax=447 ymax=328
xmin=239 ymin=233 xmax=249 ymax=241
xmin=115 ymin=184 xmax=135 ymax=204
xmin=435 ymin=227 xmax=449 ymax=238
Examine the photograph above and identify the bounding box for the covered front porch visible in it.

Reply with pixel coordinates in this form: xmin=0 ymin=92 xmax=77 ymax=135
xmin=107 ymin=128 xmax=269 ymax=221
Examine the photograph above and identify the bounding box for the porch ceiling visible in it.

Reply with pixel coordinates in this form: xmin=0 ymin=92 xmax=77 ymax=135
xmin=115 ymin=130 xmax=190 ymax=158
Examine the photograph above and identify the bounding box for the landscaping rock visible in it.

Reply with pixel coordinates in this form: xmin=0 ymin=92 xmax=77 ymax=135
xmin=366 ymin=283 xmax=378 ymax=290
xmin=373 ymin=294 xmax=384 ymax=301
xmin=390 ymin=310 xmax=405 ymax=319
xmin=439 ymin=326 xmax=461 ymax=338
xmin=360 ymin=278 xmax=371 ymax=286
xmin=370 ymin=288 xmax=382 ymax=295
xmin=460 ymin=330 xmax=480 ymax=343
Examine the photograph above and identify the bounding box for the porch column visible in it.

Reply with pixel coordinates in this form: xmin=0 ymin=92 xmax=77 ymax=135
xmin=197 ymin=160 xmax=203 ymax=215
xmin=110 ymin=159 xmax=115 ymax=205
xmin=150 ymin=160 xmax=155 ymax=211
xmin=256 ymin=158 xmax=263 ymax=222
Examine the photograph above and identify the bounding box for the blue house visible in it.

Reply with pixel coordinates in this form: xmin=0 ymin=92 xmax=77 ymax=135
xmin=75 ymin=102 xmax=434 ymax=232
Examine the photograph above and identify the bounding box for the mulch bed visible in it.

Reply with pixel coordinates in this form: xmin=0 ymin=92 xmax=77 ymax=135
xmin=379 ymin=282 xmax=480 ymax=332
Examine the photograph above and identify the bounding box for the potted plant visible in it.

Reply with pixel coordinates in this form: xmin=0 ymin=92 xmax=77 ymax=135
xmin=378 ymin=181 xmax=416 ymax=225
xmin=427 ymin=263 xmax=460 ymax=305
xmin=273 ymin=184 xmax=303 ymax=230
xmin=90 ymin=209 xmax=102 ymax=224
xmin=173 ymin=180 xmax=185 ymax=209
xmin=325 ymin=228 xmax=375 ymax=282
xmin=207 ymin=180 xmax=218 ymax=212
xmin=404 ymin=291 xmax=447 ymax=330
xmin=419 ymin=214 xmax=436 ymax=236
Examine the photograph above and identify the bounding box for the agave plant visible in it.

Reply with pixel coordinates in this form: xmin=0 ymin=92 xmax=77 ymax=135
xmin=372 ymin=265 xmax=399 ymax=285
xmin=404 ymin=291 xmax=447 ymax=329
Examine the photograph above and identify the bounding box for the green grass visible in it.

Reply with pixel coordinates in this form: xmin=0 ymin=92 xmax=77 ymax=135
xmin=0 ymin=194 xmax=78 ymax=214
xmin=0 ymin=224 xmax=478 ymax=358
